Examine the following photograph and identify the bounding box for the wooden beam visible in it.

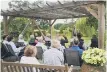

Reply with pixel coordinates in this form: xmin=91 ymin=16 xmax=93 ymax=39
xmin=32 ymin=19 xmax=45 ymax=38
xmin=98 ymin=2 xmax=105 ymax=49
xmin=82 ymin=5 xmax=98 ymax=19
xmin=3 ymin=16 xmax=8 ymax=35
xmin=48 ymin=19 xmax=57 ymax=39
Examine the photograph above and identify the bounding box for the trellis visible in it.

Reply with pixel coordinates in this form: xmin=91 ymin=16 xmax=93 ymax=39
xmin=1 ymin=0 xmax=106 ymax=49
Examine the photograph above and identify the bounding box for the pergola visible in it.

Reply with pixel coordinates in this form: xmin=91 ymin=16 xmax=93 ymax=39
xmin=1 ymin=0 xmax=105 ymax=49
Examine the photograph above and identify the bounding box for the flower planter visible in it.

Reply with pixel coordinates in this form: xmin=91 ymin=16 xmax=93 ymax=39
xmin=81 ymin=63 xmax=106 ymax=72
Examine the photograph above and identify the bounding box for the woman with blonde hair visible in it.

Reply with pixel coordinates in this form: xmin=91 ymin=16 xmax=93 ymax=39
xmin=20 ymin=45 xmax=40 ymax=64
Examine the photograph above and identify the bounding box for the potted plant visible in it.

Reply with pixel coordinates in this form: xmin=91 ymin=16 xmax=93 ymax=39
xmin=81 ymin=48 xmax=107 ymax=72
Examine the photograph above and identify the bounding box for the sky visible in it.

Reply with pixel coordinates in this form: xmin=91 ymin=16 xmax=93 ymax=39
xmin=0 ymin=0 xmax=75 ymax=24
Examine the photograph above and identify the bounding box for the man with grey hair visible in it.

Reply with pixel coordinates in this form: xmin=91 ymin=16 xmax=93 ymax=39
xmin=18 ymin=34 xmax=27 ymax=45
xmin=43 ymin=39 xmax=64 ymax=66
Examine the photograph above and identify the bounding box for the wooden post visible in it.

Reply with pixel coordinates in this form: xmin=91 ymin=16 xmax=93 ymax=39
xmin=98 ymin=2 xmax=105 ymax=49
xmin=49 ymin=19 xmax=56 ymax=39
xmin=49 ymin=20 xmax=52 ymax=39
xmin=3 ymin=16 xmax=8 ymax=35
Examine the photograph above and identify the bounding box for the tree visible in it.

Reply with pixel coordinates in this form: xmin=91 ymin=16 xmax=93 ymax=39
xmin=86 ymin=16 xmax=98 ymax=30
xmin=54 ymin=23 xmax=63 ymax=30
xmin=75 ymin=16 xmax=98 ymax=37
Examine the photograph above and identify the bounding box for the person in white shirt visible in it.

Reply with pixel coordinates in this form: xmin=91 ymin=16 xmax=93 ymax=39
xmin=18 ymin=34 xmax=27 ymax=45
xmin=20 ymin=45 xmax=40 ymax=72
xmin=43 ymin=39 xmax=64 ymax=66
xmin=36 ymin=36 xmax=47 ymax=52
xmin=2 ymin=35 xmax=8 ymax=44
xmin=7 ymin=35 xmax=23 ymax=55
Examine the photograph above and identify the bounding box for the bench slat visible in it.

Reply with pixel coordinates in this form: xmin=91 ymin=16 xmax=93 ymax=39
xmin=22 ymin=66 xmax=26 ymax=72
xmin=35 ymin=67 xmax=39 ymax=72
xmin=10 ymin=65 xmax=14 ymax=72
xmin=6 ymin=66 xmax=11 ymax=72
xmin=14 ymin=66 xmax=18 ymax=72
xmin=18 ymin=66 xmax=22 ymax=72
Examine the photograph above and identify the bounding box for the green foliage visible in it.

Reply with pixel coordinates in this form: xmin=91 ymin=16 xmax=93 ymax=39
xmin=39 ymin=22 xmax=50 ymax=30
xmin=54 ymin=23 xmax=63 ymax=30
xmin=82 ymin=48 xmax=107 ymax=66
xmin=9 ymin=17 xmax=30 ymax=33
xmin=59 ymin=24 xmax=69 ymax=33
xmin=75 ymin=17 xmax=98 ymax=37
xmin=86 ymin=16 xmax=98 ymax=30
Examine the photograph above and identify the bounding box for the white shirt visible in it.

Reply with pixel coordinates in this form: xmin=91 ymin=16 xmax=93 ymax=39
xmin=43 ymin=48 xmax=64 ymax=66
xmin=36 ymin=42 xmax=47 ymax=52
xmin=59 ymin=46 xmax=65 ymax=53
xmin=20 ymin=56 xmax=40 ymax=72
xmin=3 ymin=40 xmax=8 ymax=44
xmin=7 ymin=41 xmax=22 ymax=55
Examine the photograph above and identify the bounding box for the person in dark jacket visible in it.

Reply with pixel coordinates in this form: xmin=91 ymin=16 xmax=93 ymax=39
xmin=90 ymin=35 xmax=98 ymax=48
xmin=29 ymin=35 xmax=37 ymax=46
xmin=77 ymin=33 xmax=85 ymax=50
xmin=60 ymin=35 xmax=68 ymax=48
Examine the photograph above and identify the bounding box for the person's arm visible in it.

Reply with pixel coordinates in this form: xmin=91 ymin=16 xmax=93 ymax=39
xmin=58 ymin=52 xmax=64 ymax=65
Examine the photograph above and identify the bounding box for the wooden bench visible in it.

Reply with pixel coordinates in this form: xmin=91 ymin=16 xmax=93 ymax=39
xmin=1 ymin=61 xmax=73 ymax=72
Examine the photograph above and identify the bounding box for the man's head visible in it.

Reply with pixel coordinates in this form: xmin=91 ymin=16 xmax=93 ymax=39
xmin=73 ymin=38 xmax=79 ymax=46
xmin=51 ymin=39 xmax=61 ymax=48
xmin=18 ymin=34 xmax=23 ymax=39
xmin=30 ymin=35 xmax=34 ymax=39
xmin=77 ymin=33 xmax=82 ymax=39
xmin=2 ymin=35 xmax=8 ymax=40
xmin=7 ymin=35 xmax=13 ymax=42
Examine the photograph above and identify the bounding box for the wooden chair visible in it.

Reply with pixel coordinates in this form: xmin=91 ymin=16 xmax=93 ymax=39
xmin=1 ymin=61 xmax=72 ymax=72
xmin=64 ymin=49 xmax=81 ymax=71
xmin=64 ymin=49 xmax=80 ymax=66
xmin=36 ymin=46 xmax=44 ymax=60
xmin=1 ymin=43 xmax=19 ymax=62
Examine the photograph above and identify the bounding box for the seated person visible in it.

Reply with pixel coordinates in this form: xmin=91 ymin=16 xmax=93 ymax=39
xmin=20 ymin=45 xmax=40 ymax=72
xmin=20 ymin=45 xmax=40 ymax=64
xmin=29 ymin=35 xmax=37 ymax=46
xmin=90 ymin=35 xmax=98 ymax=48
xmin=58 ymin=34 xmax=68 ymax=48
xmin=69 ymin=38 xmax=83 ymax=56
xmin=43 ymin=39 xmax=64 ymax=66
xmin=36 ymin=36 xmax=47 ymax=52
xmin=44 ymin=34 xmax=51 ymax=48
xmin=18 ymin=34 xmax=27 ymax=45
xmin=7 ymin=35 xmax=23 ymax=55
xmin=2 ymin=34 xmax=8 ymax=44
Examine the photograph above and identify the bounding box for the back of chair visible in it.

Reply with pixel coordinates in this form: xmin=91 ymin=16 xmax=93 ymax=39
xmin=1 ymin=43 xmax=9 ymax=59
xmin=64 ymin=49 xmax=80 ymax=66
xmin=1 ymin=62 xmax=69 ymax=72
xmin=15 ymin=42 xmax=25 ymax=48
xmin=36 ymin=46 xmax=43 ymax=60
xmin=5 ymin=44 xmax=16 ymax=56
